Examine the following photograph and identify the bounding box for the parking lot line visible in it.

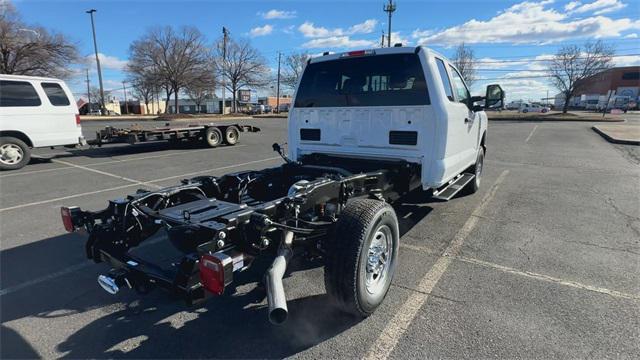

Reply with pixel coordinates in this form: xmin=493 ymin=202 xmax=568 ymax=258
xmin=525 ymin=124 xmax=538 ymax=143
xmin=52 ymin=159 xmax=163 ymax=189
xmin=0 ymin=145 xmax=247 ymax=179
xmin=0 ymin=157 xmax=283 ymax=213
xmin=365 ymin=170 xmax=509 ymax=360
xmin=456 ymin=256 xmax=640 ymax=301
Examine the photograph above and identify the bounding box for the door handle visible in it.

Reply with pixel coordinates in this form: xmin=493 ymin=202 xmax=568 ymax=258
xmin=464 ymin=117 xmax=473 ymax=123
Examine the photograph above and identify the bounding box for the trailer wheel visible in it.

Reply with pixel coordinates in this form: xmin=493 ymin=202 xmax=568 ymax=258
xmin=204 ymin=127 xmax=223 ymax=148
xmin=0 ymin=137 xmax=31 ymax=170
xmin=224 ymin=126 xmax=239 ymax=145
xmin=324 ymin=199 xmax=399 ymax=317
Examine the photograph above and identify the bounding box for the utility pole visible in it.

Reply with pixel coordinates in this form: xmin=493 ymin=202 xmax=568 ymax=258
xmin=221 ymin=27 xmax=228 ymax=114
xmin=383 ymin=0 xmax=396 ymax=47
xmin=122 ymin=81 xmax=128 ymax=114
xmin=276 ymin=52 xmax=281 ymax=114
xmin=381 ymin=31 xmax=385 ymax=48
xmin=86 ymin=9 xmax=105 ymax=115
xmin=85 ymin=69 xmax=91 ymax=113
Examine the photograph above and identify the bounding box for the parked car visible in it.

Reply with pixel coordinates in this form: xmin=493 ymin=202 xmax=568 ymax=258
xmin=87 ymin=109 xmax=102 ymax=116
xmin=0 ymin=74 xmax=85 ymax=170
xmin=277 ymin=103 xmax=290 ymax=112
xmin=264 ymin=105 xmax=273 ymax=113
xmin=519 ymin=103 xmax=549 ymax=113
xmin=62 ymin=46 xmax=504 ymax=324
xmin=506 ymin=100 xmax=523 ymax=110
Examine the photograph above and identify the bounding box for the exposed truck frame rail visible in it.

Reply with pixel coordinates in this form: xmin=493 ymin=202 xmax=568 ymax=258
xmin=62 ymin=152 xmax=421 ymax=323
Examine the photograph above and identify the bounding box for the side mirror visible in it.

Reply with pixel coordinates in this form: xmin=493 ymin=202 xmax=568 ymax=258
xmin=485 ymin=84 xmax=504 ymax=110
xmin=272 ymin=143 xmax=281 ymax=153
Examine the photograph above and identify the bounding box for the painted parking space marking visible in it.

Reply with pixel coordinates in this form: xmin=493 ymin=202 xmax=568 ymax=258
xmin=0 ymin=157 xmax=282 ymax=213
xmin=365 ymin=170 xmax=509 ymax=360
xmin=525 ymin=124 xmax=538 ymax=143
xmin=52 ymin=159 xmax=163 ymax=189
xmin=456 ymin=256 xmax=640 ymax=301
xmin=0 ymin=145 xmax=246 ymax=179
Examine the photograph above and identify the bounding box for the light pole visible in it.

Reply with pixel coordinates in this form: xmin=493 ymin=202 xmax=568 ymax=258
xmin=86 ymin=9 xmax=106 ymax=115
xmin=383 ymin=0 xmax=396 ymax=48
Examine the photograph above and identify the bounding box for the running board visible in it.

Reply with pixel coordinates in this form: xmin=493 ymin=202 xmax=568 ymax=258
xmin=432 ymin=173 xmax=475 ymax=201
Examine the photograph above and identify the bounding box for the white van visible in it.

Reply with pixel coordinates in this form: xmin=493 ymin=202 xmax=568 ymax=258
xmin=0 ymin=74 xmax=85 ymax=170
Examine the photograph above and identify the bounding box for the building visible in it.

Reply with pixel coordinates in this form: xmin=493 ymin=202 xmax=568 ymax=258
xmin=166 ymin=98 xmax=221 ymax=114
xmin=555 ymin=66 xmax=640 ymax=109
xmin=258 ymin=96 xmax=292 ymax=108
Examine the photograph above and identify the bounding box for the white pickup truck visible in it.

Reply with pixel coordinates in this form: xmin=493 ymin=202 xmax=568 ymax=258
xmin=61 ymin=46 xmax=503 ymax=324
xmin=0 ymin=74 xmax=85 ymax=170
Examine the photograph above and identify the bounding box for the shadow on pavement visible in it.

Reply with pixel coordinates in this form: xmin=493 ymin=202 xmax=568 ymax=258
xmin=0 ymin=188 xmax=436 ymax=358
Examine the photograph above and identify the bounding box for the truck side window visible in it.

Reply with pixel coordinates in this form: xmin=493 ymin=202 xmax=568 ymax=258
xmin=41 ymin=82 xmax=71 ymax=106
xmin=448 ymin=66 xmax=470 ymax=105
xmin=435 ymin=58 xmax=454 ymax=101
xmin=0 ymin=80 xmax=42 ymax=107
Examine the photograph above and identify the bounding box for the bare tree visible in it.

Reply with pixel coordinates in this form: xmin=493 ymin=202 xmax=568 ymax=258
xmin=215 ymin=36 xmax=268 ymax=113
xmin=185 ymin=68 xmax=215 ymax=113
xmin=129 ymin=77 xmax=155 ymax=114
xmin=282 ymin=52 xmax=310 ymax=89
xmin=548 ymin=40 xmax=615 ymax=113
xmin=128 ymin=26 xmax=212 ymax=113
xmin=0 ymin=2 xmax=78 ymax=77
xmin=452 ymin=42 xmax=476 ymax=87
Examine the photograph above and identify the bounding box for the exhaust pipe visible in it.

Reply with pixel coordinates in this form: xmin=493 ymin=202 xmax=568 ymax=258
xmin=266 ymin=230 xmax=294 ymax=325
xmin=98 ymin=275 xmax=120 ymax=295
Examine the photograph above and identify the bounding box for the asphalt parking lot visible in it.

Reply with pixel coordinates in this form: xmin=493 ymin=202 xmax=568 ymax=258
xmin=1 ymin=117 xmax=639 ymax=359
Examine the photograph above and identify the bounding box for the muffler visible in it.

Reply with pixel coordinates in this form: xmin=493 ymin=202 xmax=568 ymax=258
xmin=265 ymin=230 xmax=294 ymax=325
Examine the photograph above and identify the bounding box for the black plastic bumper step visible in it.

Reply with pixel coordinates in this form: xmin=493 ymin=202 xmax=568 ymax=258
xmin=432 ymin=173 xmax=475 ymax=201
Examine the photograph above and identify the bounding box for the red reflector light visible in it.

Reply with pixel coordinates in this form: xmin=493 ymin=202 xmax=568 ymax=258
xmin=199 ymin=253 xmax=232 ymax=295
xmin=347 ymin=50 xmax=366 ymax=57
xmin=61 ymin=207 xmax=75 ymax=232
xmin=75 ymin=114 xmax=81 ymax=126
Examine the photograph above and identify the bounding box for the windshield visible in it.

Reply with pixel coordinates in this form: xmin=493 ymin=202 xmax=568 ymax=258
xmin=294 ymin=53 xmax=429 ymax=108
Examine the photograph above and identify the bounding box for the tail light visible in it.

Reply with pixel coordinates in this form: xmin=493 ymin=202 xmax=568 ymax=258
xmin=199 ymin=253 xmax=233 ymax=295
xmin=75 ymin=114 xmax=81 ymax=127
xmin=61 ymin=206 xmax=80 ymax=232
xmin=341 ymin=50 xmax=375 ymax=58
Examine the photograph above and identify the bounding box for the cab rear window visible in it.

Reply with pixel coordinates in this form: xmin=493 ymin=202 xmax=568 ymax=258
xmin=0 ymin=80 xmax=42 ymax=107
xmin=294 ymin=53 xmax=429 ymax=108
xmin=41 ymin=82 xmax=70 ymax=106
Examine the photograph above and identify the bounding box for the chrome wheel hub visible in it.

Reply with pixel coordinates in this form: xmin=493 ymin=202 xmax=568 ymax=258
xmin=0 ymin=144 xmax=23 ymax=165
xmin=365 ymin=224 xmax=392 ymax=294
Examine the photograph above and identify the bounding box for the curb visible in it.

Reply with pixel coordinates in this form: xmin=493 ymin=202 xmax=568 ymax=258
xmin=489 ymin=117 xmax=625 ymax=122
xmin=592 ymin=126 xmax=640 ymax=145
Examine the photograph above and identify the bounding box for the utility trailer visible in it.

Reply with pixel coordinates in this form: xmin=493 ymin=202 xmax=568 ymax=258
xmin=61 ymin=46 xmax=504 ymax=324
xmin=88 ymin=123 xmax=260 ymax=148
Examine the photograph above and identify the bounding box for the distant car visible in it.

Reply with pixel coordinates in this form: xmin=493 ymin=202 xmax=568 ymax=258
xmin=87 ymin=109 xmax=102 ymax=116
xmin=0 ymin=74 xmax=85 ymax=170
xmin=277 ymin=103 xmax=290 ymax=112
xmin=506 ymin=101 xmax=523 ymax=110
xmin=105 ymin=110 xmax=120 ymax=116
xmin=519 ymin=103 xmax=549 ymax=113
xmin=264 ymin=105 xmax=273 ymax=113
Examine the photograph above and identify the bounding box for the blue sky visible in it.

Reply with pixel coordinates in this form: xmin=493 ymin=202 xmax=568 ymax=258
xmin=11 ymin=0 xmax=640 ymax=101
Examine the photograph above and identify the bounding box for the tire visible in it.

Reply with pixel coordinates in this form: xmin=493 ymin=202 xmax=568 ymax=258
xmin=465 ymin=147 xmax=484 ymax=194
xmin=224 ymin=126 xmax=239 ymax=145
xmin=522 ymin=109 xmax=528 ymax=113
xmin=0 ymin=137 xmax=31 ymax=170
xmin=204 ymin=127 xmax=223 ymax=148
xmin=324 ymin=198 xmax=399 ymax=317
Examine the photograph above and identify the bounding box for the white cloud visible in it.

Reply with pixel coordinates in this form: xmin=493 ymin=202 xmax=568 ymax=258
xmin=299 ymin=19 xmax=378 ymax=38
xmin=302 ymin=36 xmax=376 ymax=49
xmin=348 ymin=19 xmax=378 ymax=35
xmin=85 ymin=53 xmax=128 ymax=70
xmin=387 ymin=32 xmax=409 ymax=46
xmin=259 ymin=9 xmax=297 ymax=19
xmin=282 ymin=25 xmax=295 ymax=34
xmin=249 ymin=24 xmax=273 ymax=37
xmin=568 ymin=0 xmax=627 ymax=15
xmin=613 ymin=54 xmax=640 ymax=67
xmin=413 ymin=0 xmax=640 ymax=45
xmin=624 ymin=33 xmax=638 ymax=38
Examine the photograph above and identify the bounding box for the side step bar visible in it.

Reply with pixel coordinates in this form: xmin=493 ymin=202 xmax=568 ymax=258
xmin=432 ymin=173 xmax=475 ymax=201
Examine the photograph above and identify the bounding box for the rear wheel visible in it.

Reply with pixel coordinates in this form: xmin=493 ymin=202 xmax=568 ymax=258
xmin=324 ymin=199 xmax=399 ymax=317
xmin=0 ymin=137 xmax=31 ymax=170
xmin=224 ymin=126 xmax=239 ymax=145
xmin=204 ymin=127 xmax=223 ymax=148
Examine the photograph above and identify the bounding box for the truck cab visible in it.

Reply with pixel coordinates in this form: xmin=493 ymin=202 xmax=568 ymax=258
xmin=287 ymin=46 xmax=503 ymax=192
